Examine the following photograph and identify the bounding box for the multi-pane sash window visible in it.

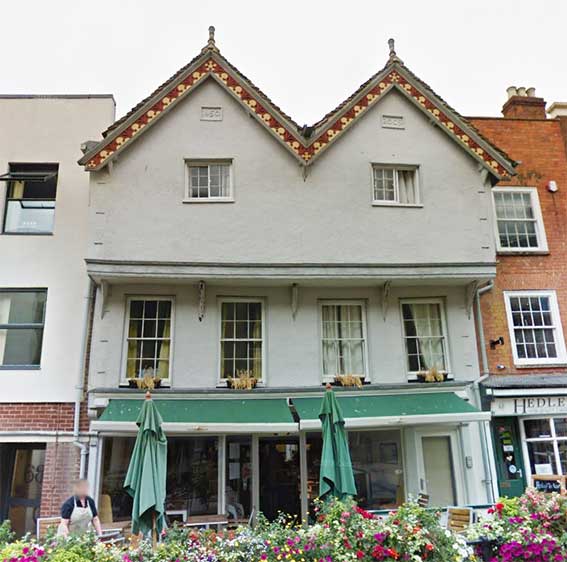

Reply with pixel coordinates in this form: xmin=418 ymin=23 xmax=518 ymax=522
xmin=1 ymin=164 xmax=58 ymax=234
xmin=401 ymin=300 xmax=449 ymax=376
xmin=505 ymin=292 xmax=566 ymax=365
xmin=493 ymin=188 xmax=547 ymax=251
xmin=220 ymin=300 xmax=263 ymax=380
xmin=372 ymin=165 xmax=419 ymax=205
xmin=523 ymin=418 xmax=567 ymax=477
xmin=187 ymin=162 xmax=232 ymax=200
xmin=321 ymin=302 xmax=367 ymax=378
xmin=0 ymin=290 xmax=46 ymax=368
xmin=125 ymin=298 xmax=172 ymax=380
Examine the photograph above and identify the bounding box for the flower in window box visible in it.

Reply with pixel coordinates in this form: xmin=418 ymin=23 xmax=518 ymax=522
xmin=417 ymin=367 xmax=445 ymax=383
xmin=227 ymin=370 xmax=258 ymax=390
xmin=333 ymin=374 xmax=364 ymax=388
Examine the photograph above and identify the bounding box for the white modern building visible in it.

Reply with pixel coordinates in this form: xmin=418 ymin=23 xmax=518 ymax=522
xmin=0 ymin=95 xmax=115 ymax=534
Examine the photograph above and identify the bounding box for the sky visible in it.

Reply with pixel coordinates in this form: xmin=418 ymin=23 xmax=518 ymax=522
xmin=1 ymin=0 xmax=566 ymax=127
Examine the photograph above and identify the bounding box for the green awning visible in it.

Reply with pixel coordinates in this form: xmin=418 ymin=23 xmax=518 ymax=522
xmin=293 ymin=392 xmax=490 ymax=429
xmin=93 ymin=398 xmax=297 ymax=433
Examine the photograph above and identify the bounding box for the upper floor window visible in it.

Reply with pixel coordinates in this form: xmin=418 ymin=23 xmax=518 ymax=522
xmin=401 ymin=299 xmax=450 ymax=378
xmin=504 ymin=291 xmax=567 ymax=366
xmin=123 ymin=297 xmax=173 ymax=382
xmin=320 ymin=301 xmax=368 ymax=380
xmin=0 ymin=289 xmax=47 ymax=368
xmin=185 ymin=160 xmax=233 ymax=201
xmin=493 ymin=187 xmax=547 ymax=252
xmin=372 ymin=165 xmax=419 ymax=206
xmin=220 ymin=299 xmax=263 ymax=381
xmin=1 ymin=163 xmax=58 ymax=234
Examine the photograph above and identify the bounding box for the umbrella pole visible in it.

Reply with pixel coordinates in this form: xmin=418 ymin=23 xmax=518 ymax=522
xmin=152 ymin=511 xmax=157 ymax=550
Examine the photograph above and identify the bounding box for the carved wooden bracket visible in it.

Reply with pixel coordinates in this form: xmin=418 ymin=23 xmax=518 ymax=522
xmin=198 ymin=280 xmax=206 ymax=321
xmin=382 ymin=281 xmax=392 ymax=321
xmin=465 ymin=280 xmax=479 ymax=319
xmin=291 ymin=283 xmax=299 ymax=319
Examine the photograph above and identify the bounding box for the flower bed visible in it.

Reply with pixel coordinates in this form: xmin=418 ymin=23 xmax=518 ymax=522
xmin=0 ymin=498 xmax=472 ymax=562
xmin=465 ymin=489 xmax=567 ymax=562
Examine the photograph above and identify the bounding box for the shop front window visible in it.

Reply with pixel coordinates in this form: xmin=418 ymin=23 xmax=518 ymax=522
xmin=523 ymin=417 xmax=567 ymax=476
xmin=99 ymin=436 xmax=219 ymax=523
xmin=349 ymin=430 xmax=405 ymax=510
xmin=225 ymin=436 xmax=252 ymax=523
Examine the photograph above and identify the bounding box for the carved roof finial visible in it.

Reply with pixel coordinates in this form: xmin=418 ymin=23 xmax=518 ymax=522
xmin=387 ymin=38 xmax=402 ymax=64
xmin=202 ymin=25 xmax=219 ymax=53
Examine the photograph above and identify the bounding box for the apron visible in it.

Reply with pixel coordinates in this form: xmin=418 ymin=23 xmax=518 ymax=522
xmin=58 ymin=497 xmax=93 ymax=535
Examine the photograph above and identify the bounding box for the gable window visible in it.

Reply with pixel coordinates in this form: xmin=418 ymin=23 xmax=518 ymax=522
xmin=1 ymin=164 xmax=58 ymax=234
xmin=493 ymin=187 xmax=547 ymax=252
xmin=320 ymin=301 xmax=368 ymax=380
xmin=124 ymin=297 xmax=173 ymax=382
xmin=504 ymin=291 xmax=567 ymax=366
xmin=220 ymin=299 xmax=263 ymax=381
xmin=372 ymin=165 xmax=419 ymax=205
xmin=0 ymin=289 xmax=47 ymax=368
xmin=401 ymin=299 xmax=450 ymax=377
xmin=185 ymin=160 xmax=232 ymax=201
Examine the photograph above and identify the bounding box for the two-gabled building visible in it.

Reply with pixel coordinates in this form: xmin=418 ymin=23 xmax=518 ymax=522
xmin=76 ymin=30 xmax=515 ymax=523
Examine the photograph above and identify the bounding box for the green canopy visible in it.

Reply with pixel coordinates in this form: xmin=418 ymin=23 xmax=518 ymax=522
xmin=319 ymin=388 xmax=357 ymax=500
xmin=124 ymin=395 xmax=167 ymax=536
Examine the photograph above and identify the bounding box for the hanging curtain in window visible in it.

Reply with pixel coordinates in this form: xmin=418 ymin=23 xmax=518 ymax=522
xmin=322 ymin=306 xmax=339 ymax=375
xmin=156 ymin=322 xmax=171 ymax=379
xmin=410 ymin=304 xmax=445 ymax=371
xmin=398 ymin=170 xmax=417 ymax=204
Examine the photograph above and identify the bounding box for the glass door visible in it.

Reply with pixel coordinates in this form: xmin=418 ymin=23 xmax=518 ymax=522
xmin=493 ymin=418 xmax=526 ymax=497
xmin=421 ymin=435 xmax=457 ymax=506
xmin=225 ymin=436 xmax=252 ymax=523
xmin=0 ymin=444 xmax=45 ymax=536
xmin=259 ymin=437 xmax=300 ymax=520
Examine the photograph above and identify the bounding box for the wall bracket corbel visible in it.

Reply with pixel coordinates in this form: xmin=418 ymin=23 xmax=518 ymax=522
xmin=382 ymin=281 xmax=392 ymax=321
xmin=198 ymin=280 xmax=206 ymax=321
xmin=291 ymin=283 xmax=299 ymax=320
xmin=465 ymin=280 xmax=479 ymax=319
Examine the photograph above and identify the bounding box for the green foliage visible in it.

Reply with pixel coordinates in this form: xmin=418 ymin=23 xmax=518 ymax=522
xmin=0 ymin=519 xmax=15 ymax=548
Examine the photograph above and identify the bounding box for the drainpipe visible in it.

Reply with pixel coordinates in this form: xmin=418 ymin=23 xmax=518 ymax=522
xmin=472 ymin=281 xmax=497 ymax=503
xmin=73 ymin=278 xmax=95 ymax=478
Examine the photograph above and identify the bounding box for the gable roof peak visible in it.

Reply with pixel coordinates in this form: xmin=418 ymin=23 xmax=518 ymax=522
xmin=201 ymin=25 xmax=219 ymax=54
xmin=387 ymin=38 xmax=403 ymax=65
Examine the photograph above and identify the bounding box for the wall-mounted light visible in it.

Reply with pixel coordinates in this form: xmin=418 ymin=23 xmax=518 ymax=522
xmin=548 ymin=180 xmax=558 ymax=193
xmin=490 ymin=336 xmax=505 ymax=349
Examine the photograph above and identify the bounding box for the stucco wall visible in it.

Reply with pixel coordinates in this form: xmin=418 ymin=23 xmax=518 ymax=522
xmin=87 ymin=80 xmax=494 ymax=265
xmin=0 ymin=96 xmax=115 ymax=402
xmin=89 ymin=283 xmax=480 ymax=389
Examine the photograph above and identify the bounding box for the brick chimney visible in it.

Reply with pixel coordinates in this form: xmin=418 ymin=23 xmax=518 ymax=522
xmin=502 ymin=86 xmax=547 ymax=119
xmin=548 ymin=102 xmax=567 ymax=155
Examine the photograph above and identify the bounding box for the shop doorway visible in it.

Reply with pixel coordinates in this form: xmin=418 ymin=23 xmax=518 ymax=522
xmin=0 ymin=444 xmax=45 ymax=536
xmin=259 ymin=437 xmax=300 ymax=520
xmin=420 ymin=435 xmax=457 ymax=506
xmin=493 ymin=418 xmax=525 ymax=497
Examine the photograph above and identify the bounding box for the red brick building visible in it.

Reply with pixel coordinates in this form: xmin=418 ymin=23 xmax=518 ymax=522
xmin=471 ymin=94 xmax=567 ymax=497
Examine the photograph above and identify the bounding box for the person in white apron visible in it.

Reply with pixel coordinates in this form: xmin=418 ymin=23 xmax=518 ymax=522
xmin=57 ymin=479 xmax=103 ymax=537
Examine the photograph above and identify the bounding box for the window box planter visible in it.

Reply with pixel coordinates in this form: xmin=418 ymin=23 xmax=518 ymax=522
xmin=333 ymin=374 xmax=365 ymax=388
xmin=127 ymin=377 xmax=163 ymax=389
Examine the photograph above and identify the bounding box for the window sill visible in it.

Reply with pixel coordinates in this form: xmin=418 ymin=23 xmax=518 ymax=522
xmin=0 ymin=365 xmax=41 ymax=371
xmin=118 ymin=381 xmax=171 ymax=388
xmin=372 ymin=202 xmax=423 ymax=208
xmin=514 ymin=362 xmax=567 ymax=369
xmin=182 ymin=198 xmax=234 ymax=204
xmin=2 ymin=232 xmax=54 ymax=236
xmin=497 ymin=249 xmax=549 ymax=256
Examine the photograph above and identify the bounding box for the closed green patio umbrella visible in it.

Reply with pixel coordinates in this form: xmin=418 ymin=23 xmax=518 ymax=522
xmin=318 ymin=385 xmax=357 ymax=500
xmin=124 ymin=391 xmax=167 ymax=543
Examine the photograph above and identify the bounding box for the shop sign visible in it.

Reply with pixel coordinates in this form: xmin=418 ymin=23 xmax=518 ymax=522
xmin=492 ymin=396 xmax=567 ymax=416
